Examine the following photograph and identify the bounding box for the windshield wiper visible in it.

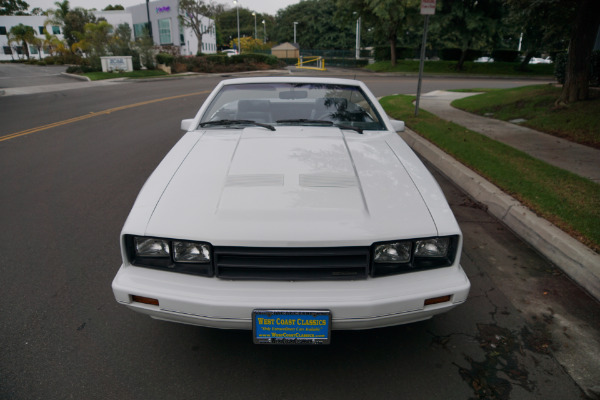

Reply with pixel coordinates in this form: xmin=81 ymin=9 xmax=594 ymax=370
xmin=276 ymin=119 xmax=363 ymax=134
xmin=199 ymin=119 xmax=275 ymax=131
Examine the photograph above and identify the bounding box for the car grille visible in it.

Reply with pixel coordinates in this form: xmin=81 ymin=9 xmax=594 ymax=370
xmin=213 ymin=246 xmax=370 ymax=281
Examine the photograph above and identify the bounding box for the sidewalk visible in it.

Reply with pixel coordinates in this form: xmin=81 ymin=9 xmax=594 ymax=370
xmin=418 ymin=91 xmax=600 ymax=182
xmin=404 ymin=90 xmax=600 ymax=301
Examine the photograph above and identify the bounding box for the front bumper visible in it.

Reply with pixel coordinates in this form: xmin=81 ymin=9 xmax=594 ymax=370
xmin=112 ymin=264 xmax=470 ymax=330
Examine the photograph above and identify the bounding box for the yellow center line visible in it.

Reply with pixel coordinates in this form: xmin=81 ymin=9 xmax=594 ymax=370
xmin=0 ymin=90 xmax=210 ymax=143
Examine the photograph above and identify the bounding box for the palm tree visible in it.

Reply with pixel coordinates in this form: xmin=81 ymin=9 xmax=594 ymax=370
xmin=8 ymin=24 xmax=37 ymax=60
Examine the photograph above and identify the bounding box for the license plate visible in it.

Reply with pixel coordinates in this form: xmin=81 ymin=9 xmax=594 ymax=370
xmin=253 ymin=310 xmax=331 ymax=344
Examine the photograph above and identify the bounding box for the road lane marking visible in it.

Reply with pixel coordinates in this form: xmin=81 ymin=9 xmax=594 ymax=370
xmin=0 ymin=90 xmax=210 ymax=142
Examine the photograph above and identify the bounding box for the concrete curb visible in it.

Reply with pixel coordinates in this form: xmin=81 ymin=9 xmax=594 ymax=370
xmin=61 ymin=72 xmax=91 ymax=82
xmin=398 ymin=128 xmax=600 ymax=302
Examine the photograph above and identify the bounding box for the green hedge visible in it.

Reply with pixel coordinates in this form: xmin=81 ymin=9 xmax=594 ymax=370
xmin=439 ymin=48 xmax=482 ymax=61
xmin=374 ymin=46 xmax=415 ymax=61
xmin=491 ymin=49 xmax=520 ymax=62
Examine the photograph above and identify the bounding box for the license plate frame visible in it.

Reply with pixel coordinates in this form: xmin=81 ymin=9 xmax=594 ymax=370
xmin=252 ymin=310 xmax=331 ymax=345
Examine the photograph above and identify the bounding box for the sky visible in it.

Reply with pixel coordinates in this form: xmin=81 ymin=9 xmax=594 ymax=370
xmin=25 ymin=0 xmax=302 ymax=16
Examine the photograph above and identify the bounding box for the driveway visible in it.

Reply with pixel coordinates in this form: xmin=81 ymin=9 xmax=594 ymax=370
xmin=0 ymin=63 xmax=77 ymax=89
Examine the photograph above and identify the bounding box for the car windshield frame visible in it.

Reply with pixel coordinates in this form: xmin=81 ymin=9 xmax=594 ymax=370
xmin=198 ymin=82 xmax=387 ymax=131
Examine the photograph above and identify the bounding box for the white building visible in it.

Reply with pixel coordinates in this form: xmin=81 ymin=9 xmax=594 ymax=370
xmin=0 ymin=0 xmax=215 ymax=61
xmin=0 ymin=15 xmax=64 ymax=61
xmin=126 ymin=0 xmax=216 ymax=55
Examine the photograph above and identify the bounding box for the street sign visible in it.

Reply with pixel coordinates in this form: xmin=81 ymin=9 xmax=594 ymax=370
xmin=421 ymin=0 xmax=436 ymax=15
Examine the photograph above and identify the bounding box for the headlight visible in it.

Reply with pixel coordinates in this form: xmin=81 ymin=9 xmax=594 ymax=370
xmin=125 ymin=235 xmax=213 ymax=276
xmin=173 ymin=241 xmax=211 ymax=263
xmin=415 ymin=238 xmax=450 ymax=258
xmin=374 ymin=241 xmax=411 ymax=263
xmin=371 ymin=236 xmax=459 ymax=277
xmin=134 ymin=237 xmax=170 ymax=258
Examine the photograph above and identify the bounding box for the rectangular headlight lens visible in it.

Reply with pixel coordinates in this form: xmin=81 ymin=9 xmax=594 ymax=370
xmin=173 ymin=241 xmax=211 ymax=263
xmin=414 ymin=238 xmax=450 ymax=258
xmin=134 ymin=237 xmax=170 ymax=258
xmin=374 ymin=241 xmax=412 ymax=263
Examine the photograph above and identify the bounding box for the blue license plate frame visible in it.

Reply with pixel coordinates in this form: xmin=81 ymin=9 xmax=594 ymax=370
xmin=252 ymin=310 xmax=331 ymax=344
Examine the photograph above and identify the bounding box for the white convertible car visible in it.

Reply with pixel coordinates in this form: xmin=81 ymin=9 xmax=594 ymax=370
xmin=112 ymin=77 xmax=470 ymax=344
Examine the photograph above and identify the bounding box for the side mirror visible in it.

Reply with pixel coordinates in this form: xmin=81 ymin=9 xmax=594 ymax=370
xmin=181 ymin=119 xmax=194 ymax=131
xmin=390 ymin=119 xmax=405 ymax=132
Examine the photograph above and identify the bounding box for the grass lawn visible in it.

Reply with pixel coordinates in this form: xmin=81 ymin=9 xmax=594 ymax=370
xmin=451 ymin=84 xmax=600 ymax=149
xmin=380 ymin=94 xmax=600 ymax=252
xmin=366 ymin=60 xmax=555 ymax=77
xmin=83 ymin=70 xmax=169 ymax=81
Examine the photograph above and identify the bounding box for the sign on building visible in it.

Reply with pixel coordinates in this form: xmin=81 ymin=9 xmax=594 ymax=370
xmin=100 ymin=56 xmax=133 ymax=72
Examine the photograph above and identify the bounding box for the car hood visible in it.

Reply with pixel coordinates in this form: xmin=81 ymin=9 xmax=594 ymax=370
xmin=127 ymin=127 xmax=440 ymax=247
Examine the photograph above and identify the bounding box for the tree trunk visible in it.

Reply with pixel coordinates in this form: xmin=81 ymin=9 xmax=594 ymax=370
xmin=557 ymin=0 xmax=600 ymax=105
xmin=389 ymin=37 xmax=397 ymax=67
xmin=519 ymin=50 xmax=536 ymax=71
xmin=457 ymin=48 xmax=467 ymax=71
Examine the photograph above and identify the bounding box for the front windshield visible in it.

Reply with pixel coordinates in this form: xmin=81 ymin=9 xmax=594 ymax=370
xmin=200 ymin=83 xmax=386 ymax=131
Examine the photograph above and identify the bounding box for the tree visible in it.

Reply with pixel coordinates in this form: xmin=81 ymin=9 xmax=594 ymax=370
xmin=272 ymin=0 xmax=353 ymax=50
xmin=336 ymin=0 xmax=420 ymax=66
xmin=30 ymin=7 xmax=44 ymax=15
xmin=435 ymin=0 xmax=503 ymax=70
xmin=108 ymin=23 xmax=133 ymax=55
xmin=8 ymin=23 xmax=36 ymax=59
xmin=217 ymin=6 xmax=268 ymax=47
xmin=1 ymin=0 xmax=29 ymax=15
xmin=103 ymin=4 xmax=124 ymax=11
xmin=178 ymin=0 xmax=218 ymax=53
xmin=72 ymin=20 xmax=112 ymax=68
xmin=62 ymin=7 xmax=96 ymax=48
xmin=557 ymin=0 xmax=600 ymax=104
xmin=504 ymin=0 xmax=574 ymax=69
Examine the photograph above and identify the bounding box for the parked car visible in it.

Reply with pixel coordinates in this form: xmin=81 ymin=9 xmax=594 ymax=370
xmin=529 ymin=57 xmax=553 ymax=64
xmin=222 ymin=49 xmax=238 ymax=57
xmin=111 ymin=77 xmax=471 ymax=344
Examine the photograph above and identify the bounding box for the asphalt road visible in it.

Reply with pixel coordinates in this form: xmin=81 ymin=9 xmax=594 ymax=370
xmin=1 ymin=67 xmax=598 ymax=399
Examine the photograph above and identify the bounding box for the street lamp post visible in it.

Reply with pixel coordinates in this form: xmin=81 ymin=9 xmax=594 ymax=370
xmin=252 ymin=12 xmax=257 ymax=39
xmin=145 ymin=0 xmax=152 ymax=38
xmin=355 ymin=16 xmax=361 ymax=59
xmin=262 ymin=19 xmax=266 ymax=44
xmin=293 ymin=21 xmax=298 ymax=44
xmin=233 ymin=0 xmax=240 ymax=54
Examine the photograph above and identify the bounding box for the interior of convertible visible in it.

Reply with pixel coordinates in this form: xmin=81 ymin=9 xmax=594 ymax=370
xmin=200 ymin=83 xmax=387 ymax=131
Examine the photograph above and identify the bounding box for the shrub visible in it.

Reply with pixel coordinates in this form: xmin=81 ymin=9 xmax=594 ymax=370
xmin=156 ymin=52 xmax=174 ymax=66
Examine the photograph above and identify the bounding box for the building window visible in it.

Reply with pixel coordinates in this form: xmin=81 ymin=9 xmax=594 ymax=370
xmin=3 ymin=46 xmax=12 ymax=55
xmin=179 ymin=25 xmax=184 ymax=45
xmin=29 ymin=45 xmax=38 ymax=54
xmin=39 ymin=26 xmax=45 ymax=34
xmin=158 ymin=18 xmax=171 ymax=44
xmin=15 ymin=46 xmax=23 ymax=55
xmin=52 ymin=26 xmax=60 ymax=34
xmin=133 ymin=23 xmax=148 ymax=39
xmin=0 ymin=26 xmax=7 ymax=35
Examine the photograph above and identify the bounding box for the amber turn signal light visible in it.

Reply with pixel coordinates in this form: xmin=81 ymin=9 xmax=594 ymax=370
xmin=131 ymin=295 xmax=159 ymax=306
xmin=424 ymin=295 xmax=451 ymax=306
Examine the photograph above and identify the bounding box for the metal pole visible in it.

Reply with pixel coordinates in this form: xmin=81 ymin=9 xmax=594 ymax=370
xmin=294 ymin=22 xmax=298 ymax=44
xmin=236 ymin=3 xmax=240 ymax=53
xmin=252 ymin=13 xmax=257 ymax=39
xmin=262 ymin=20 xmax=266 ymax=44
xmin=145 ymin=0 xmax=152 ymax=38
xmin=355 ymin=17 xmax=361 ymax=59
xmin=415 ymin=14 xmax=429 ymax=116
